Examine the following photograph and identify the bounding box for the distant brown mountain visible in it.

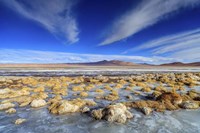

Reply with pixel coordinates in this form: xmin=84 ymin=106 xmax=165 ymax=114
xmin=160 ymin=62 xmax=200 ymax=66
xmin=71 ymin=60 xmax=200 ymax=67
xmin=0 ymin=60 xmax=199 ymax=68
xmin=67 ymin=60 xmax=140 ymax=66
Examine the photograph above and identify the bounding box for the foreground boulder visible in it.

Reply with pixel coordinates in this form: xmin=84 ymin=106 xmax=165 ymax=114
xmin=15 ymin=118 xmax=26 ymax=125
xmin=181 ymin=101 xmax=199 ymax=109
xmin=49 ymin=100 xmax=79 ymax=114
xmin=157 ymin=92 xmax=182 ymax=105
xmin=141 ymin=107 xmax=152 ymax=115
xmin=81 ymin=106 xmax=90 ymax=113
xmin=0 ymin=88 xmax=11 ymax=95
xmin=0 ymin=102 xmax=15 ymax=110
xmin=91 ymin=103 xmax=133 ymax=124
xmin=30 ymin=99 xmax=47 ymax=108
xmin=5 ymin=108 xmax=16 ymax=114
xmin=188 ymin=90 xmax=200 ymax=100
xmin=49 ymin=98 xmax=96 ymax=115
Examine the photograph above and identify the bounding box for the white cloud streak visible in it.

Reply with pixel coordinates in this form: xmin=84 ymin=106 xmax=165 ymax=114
xmin=2 ymin=0 xmax=79 ymax=44
xmin=99 ymin=0 xmax=200 ymax=45
xmin=169 ymin=47 xmax=200 ymax=62
xmin=135 ymin=28 xmax=200 ymax=51
xmin=124 ymin=28 xmax=200 ymax=62
xmin=0 ymin=49 xmax=179 ymax=64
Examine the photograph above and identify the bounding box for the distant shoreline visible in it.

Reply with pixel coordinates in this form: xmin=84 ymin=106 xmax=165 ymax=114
xmin=0 ymin=67 xmax=200 ymax=76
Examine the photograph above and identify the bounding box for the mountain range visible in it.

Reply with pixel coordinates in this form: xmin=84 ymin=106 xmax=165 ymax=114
xmin=0 ymin=60 xmax=199 ymax=68
xmin=67 ymin=60 xmax=200 ymax=66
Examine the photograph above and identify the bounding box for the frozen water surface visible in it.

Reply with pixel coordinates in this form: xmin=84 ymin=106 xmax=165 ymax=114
xmin=0 ymin=107 xmax=200 ymax=133
xmin=0 ymin=71 xmax=200 ymax=133
xmin=0 ymin=85 xmax=200 ymax=133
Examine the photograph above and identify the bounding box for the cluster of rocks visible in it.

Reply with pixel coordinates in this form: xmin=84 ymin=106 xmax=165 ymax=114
xmin=124 ymin=92 xmax=200 ymax=114
xmin=48 ymin=98 xmax=96 ymax=114
xmin=91 ymin=103 xmax=133 ymax=123
xmin=0 ymin=72 xmax=199 ymax=124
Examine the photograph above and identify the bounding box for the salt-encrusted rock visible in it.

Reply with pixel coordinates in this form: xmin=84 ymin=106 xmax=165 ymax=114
xmin=181 ymin=101 xmax=199 ymax=109
xmin=0 ymin=89 xmax=30 ymax=99
xmin=81 ymin=106 xmax=90 ymax=113
xmin=79 ymin=92 xmax=88 ymax=97
xmin=49 ymin=100 xmax=79 ymax=114
xmin=91 ymin=109 xmax=104 ymax=120
xmin=5 ymin=108 xmax=16 ymax=114
xmin=141 ymin=107 xmax=152 ymax=115
xmin=188 ymin=90 xmax=200 ymax=100
xmin=157 ymin=92 xmax=182 ymax=105
xmin=151 ymin=91 xmax=162 ymax=99
xmin=0 ymin=88 xmax=11 ymax=95
xmin=30 ymin=99 xmax=47 ymax=108
xmin=0 ymin=102 xmax=15 ymax=110
xmin=15 ymin=118 xmax=26 ymax=125
xmin=91 ymin=103 xmax=133 ymax=124
xmin=49 ymin=98 xmax=96 ymax=114
xmin=126 ymin=95 xmax=133 ymax=100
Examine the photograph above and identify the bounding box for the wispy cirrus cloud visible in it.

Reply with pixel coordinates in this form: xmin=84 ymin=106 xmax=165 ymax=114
xmin=0 ymin=49 xmax=179 ymax=64
xmin=2 ymin=0 xmax=79 ymax=44
xmin=99 ymin=0 xmax=200 ymax=46
xmin=170 ymin=47 xmax=200 ymax=61
xmin=124 ymin=28 xmax=200 ymax=62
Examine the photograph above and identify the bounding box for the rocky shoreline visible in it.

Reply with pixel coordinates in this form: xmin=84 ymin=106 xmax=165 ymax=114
xmin=0 ymin=72 xmax=200 ymax=126
xmin=0 ymin=68 xmax=200 ymax=76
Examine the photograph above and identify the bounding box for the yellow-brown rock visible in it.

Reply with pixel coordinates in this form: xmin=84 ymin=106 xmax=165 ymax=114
xmin=91 ymin=103 xmax=133 ymax=123
xmin=79 ymin=92 xmax=88 ymax=97
xmin=30 ymin=99 xmax=47 ymax=108
xmin=15 ymin=118 xmax=26 ymax=125
xmin=5 ymin=108 xmax=16 ymax=114
xmin=0 ymin=102 xmax=15 ymax=110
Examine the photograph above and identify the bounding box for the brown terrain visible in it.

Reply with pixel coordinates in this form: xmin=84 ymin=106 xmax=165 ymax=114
xmin=160 ymin=62 xmax=200 ymax=67
xmin=67 ymin=60 xmax=140 ymax=66
xmin=0 ymin=60 xmax=199 ymax=69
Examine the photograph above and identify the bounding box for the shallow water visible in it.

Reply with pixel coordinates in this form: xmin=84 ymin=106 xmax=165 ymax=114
xmin=0 ymin=107 xmax=200 ymax=133
xmin=0 ymin=75 xmax=200 ymax=133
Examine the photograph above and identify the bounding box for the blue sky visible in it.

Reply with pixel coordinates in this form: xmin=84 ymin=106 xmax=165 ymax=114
xmin=0 ymin=0 xmax=200 ymax=64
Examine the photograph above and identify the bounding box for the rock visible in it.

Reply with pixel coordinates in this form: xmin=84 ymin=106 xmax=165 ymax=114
xmin=141 ymin=87 xmax=151 ymax=92
xmin=33 ymin=86 xmax=45 ymax=92
xmin=79 ymin=92 xmax=88 ymax=97
xmin=15 ymin=118 xmax=26 ymax=125
xmin=49 ymin=100 xmax=79 ymax=114
xmin=133 ymin=91 xmax=141 ymax=95
xmin=151 ymin=91 xmax=162 ymax=99
xmin=95 ymin=89 xmax=104 ymax=93
xmin=91 ymin=103 xmax=133 ymax=124
xmin=141 ymin=107 xmax=152 ymax=115
xmin=48 ymin=98 xmax=96 ymax=114
xmin=72 ymin=86 xmax=84 ymax=91
xmin=0 ymin=89 xmax=30 ymax=99
xmin=126 ymin=95 xmax=133 ymax=100
xmin=188 ymin=90 xmax=200 ymax=99
xmin=104 ymin=94 xmax=119 ymax=101
xmin=30 ymin=99 xmax=47 ymax=108
xmin=91 ymin=109 xmax=104 ymax=120
xmin=157 ymin=92 xmax=182 ymax=105
xmin=0 ymin=88 xmax=11 ymax=95
xmin=0 ymin=102 xmax=15 ymax=110
xmin=20 ymin=101 xmax=32 ymax=107
xmin=181 ymin=101 xmax=199 ymax=109
xmin=81 ymin=106 xmax=90 ymax=113
xmin=48 ymin=95 xmax=62 ymax=104
xmin=5 ymin=108 xmax=16 ymax=114
xmin=124 ymin=100 xmax=166 ymax=112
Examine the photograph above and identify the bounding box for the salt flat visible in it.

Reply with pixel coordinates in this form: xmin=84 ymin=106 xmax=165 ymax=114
xmin=0 ymin=66 xmax=200 ymax=76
